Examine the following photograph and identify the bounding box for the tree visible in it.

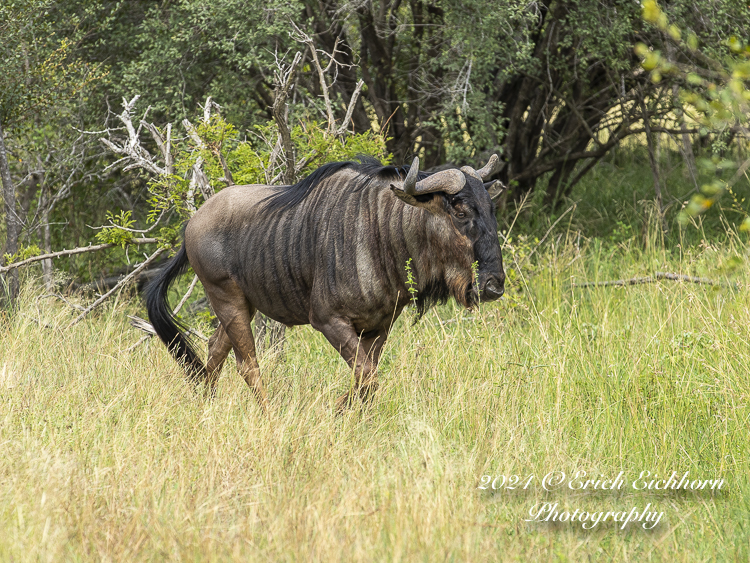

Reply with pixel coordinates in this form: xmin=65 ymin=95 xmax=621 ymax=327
xmin=0 ymin=0 xmax=102 ymax=304
xmin=65 ymin=0 xmax=749 ymax=212
xmin=311 ymin=0 xmax=750 ymax=204
xmin=635 ymin=0 xmax=750 ymax=228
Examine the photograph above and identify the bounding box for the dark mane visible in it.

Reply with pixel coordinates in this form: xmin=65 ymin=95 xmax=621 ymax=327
xmin=261 ymin=157 xmax=429 ymax=213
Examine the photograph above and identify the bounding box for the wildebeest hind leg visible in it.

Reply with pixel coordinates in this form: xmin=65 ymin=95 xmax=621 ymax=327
xmin=312 ymin=317 xmax=386 ymax=411
xmin=204 ymin=324 xmax=232 ymax=396
xmin=205 ymin=282 xmax=269 ymax=414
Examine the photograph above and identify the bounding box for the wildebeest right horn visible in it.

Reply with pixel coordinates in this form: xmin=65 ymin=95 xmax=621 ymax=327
xmin=476 ymin=154 xmax=501 ymax=179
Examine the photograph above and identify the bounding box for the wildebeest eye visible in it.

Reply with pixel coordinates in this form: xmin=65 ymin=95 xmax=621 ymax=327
xmin=456 ymin=212 xmax=466 ymax=218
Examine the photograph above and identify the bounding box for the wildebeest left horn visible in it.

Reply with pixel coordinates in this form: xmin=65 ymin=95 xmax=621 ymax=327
xmin=402 ymin=157 xmax=421 ymax=195
xmin=400 ymin=157 xmax=466 ymax=196
xmin=413 ymin=169 xmax=466 ymax=195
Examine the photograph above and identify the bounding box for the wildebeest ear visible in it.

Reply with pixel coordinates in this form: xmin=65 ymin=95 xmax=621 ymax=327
xmin=390 ymin=184 xmax=445 ymax=213
xmin=390 ymin=184 xmax=419 ymax=207
xmin=485 ymin=180 xmax=507 ymax=199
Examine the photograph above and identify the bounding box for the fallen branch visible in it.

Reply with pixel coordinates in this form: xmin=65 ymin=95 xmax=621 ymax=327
xmin=570 ymin=272 xmax=739 ymax=289
xmin=128 ymin=315 xmax=156 ymax=335
xmin=0 ymin=238 xmax=157 ymax=273
xmin=67 ymin=248 xmax=165 ymax=327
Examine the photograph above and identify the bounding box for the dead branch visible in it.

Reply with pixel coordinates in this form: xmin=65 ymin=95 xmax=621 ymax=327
xmin=273 ymin=50 xmax=303 ymax=185
xmin=197 ymin=98 xmax=235 ymax=187
xmin=570 ymin=272 xmax=739 ymax=289
xmin=214 ymin=149 xmax=234 ymax=186
xmin=174 ymin=274 xmax=199 ymax=315
xmin=99 ymin=96 xmax=167 ymax=176
xmin=336 ymin=79 xmax=365 ymax=137
xmin=127 ymin=314 xmax=208 ymax=343
xmin=128 ymin=315 xmax=156 ymax=335
xmin=182 ymin=118 xmax=204 ymax=149
xmin=126 ymin=274 xmax=199 ymax=348
xmin=0 ymin=238 xmax=157 ymax=274
xmin=291 ymin=23 xmax=335 ymax=132
xmin=142 ymin=122 xmax=173 ymax=176
xmin=67 ymin=248 xmax=165 ymax=327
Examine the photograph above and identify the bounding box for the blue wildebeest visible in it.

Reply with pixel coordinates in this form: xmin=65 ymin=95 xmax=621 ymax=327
xmin=146 ymin=155 xmax=505 ymax=412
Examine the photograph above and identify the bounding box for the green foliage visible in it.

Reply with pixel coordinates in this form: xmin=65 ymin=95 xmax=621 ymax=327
xmin=5 ymin=0 xmax=750 ymax=285
xmin=2 ymin=245 xmax=42 ymax=265
xmin=0 ymin=1 xmax=106 ymax=126
xmin=98 ymin=0 xmax=301 ymax=127
xmin=156 ymin=225 xmax=184 ymax=250
xmin=95 ymin=210 xmax=135 ymax=248
xmin=290 ymin=122 xmax=390 ymax=176
xmin=608 ymin=221 xmax=635 ymax=245
xmin=404 ymin=258 xmax=418 ymax=308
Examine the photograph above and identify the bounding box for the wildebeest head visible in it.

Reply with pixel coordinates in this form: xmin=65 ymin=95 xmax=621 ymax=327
xmin=390 ymin=155 xmax=506 ymax=306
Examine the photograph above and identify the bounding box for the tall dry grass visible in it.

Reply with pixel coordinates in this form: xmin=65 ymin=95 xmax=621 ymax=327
xmin=1 ymin=230 xmax=748 ymax=561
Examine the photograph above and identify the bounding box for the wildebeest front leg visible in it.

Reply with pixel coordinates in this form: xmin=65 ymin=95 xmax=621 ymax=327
xmin=312 ymin=317 xmax=387 ymax=410
xmin=204 ymin=281 xmax=269 ymax=414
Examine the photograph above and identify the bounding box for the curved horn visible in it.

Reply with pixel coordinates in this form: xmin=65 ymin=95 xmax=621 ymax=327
xmin=476 ymin=153 xmax=500 ymax=179
xmin=402 ymin=157 xmax=420 ymax=195
xmin=460 ymin=165 xmax=480 ymax=180
xmin=413 ymin=169 xmax=466 ymax=195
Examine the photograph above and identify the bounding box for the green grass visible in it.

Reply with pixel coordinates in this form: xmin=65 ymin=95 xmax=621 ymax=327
xmin=1 ymin=224 xmax=749 ymax=560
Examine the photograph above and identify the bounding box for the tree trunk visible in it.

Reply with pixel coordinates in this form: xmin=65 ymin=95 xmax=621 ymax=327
xmin=0 ymin=121 xmax=20 ymax=305
xmin=672 ymin=84 xmax=698 ymax=191
xmin=40 ymin=185 xmax=53 ymax=290
xmin=641 ymin=100 xmax=667 ymax=233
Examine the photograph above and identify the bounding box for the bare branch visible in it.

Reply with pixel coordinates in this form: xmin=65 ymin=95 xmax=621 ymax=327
xmin=215 ymin=151 xmax=234 ymax=186
xmin=187 ymin=156 xmax=213 ymax=211
xmin=201 ymin=96 xmax=222 ymax=124
xmin=128 ymin=315 xmax=156 ymax=335
xmin=0 ymin=238 xmax=157 ymax=274
xmin=182 ymin=118 xmax=205 ymax=149
xmin=97 ymin=96 xmax=167 ymax=177
xmin=142 ymin=121 xmax=174 ymax=176
xmin=290 ymin=22 xmax=335 ymax=133
xmin=273 ymin=50 xmax=303 ymax=185
xmin=335 ymin=79 xmax=365 ymax=137
xmin=126 ymin=335 xmax=152 ymax=352
xmin=42 ymin=293 xmax=86 ymax=311
xmin=173 ymin=274 xmax=199 ymax=315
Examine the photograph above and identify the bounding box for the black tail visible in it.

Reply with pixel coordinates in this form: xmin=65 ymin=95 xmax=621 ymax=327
xmin=145 ymin=245 xmax=206 ymax=380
